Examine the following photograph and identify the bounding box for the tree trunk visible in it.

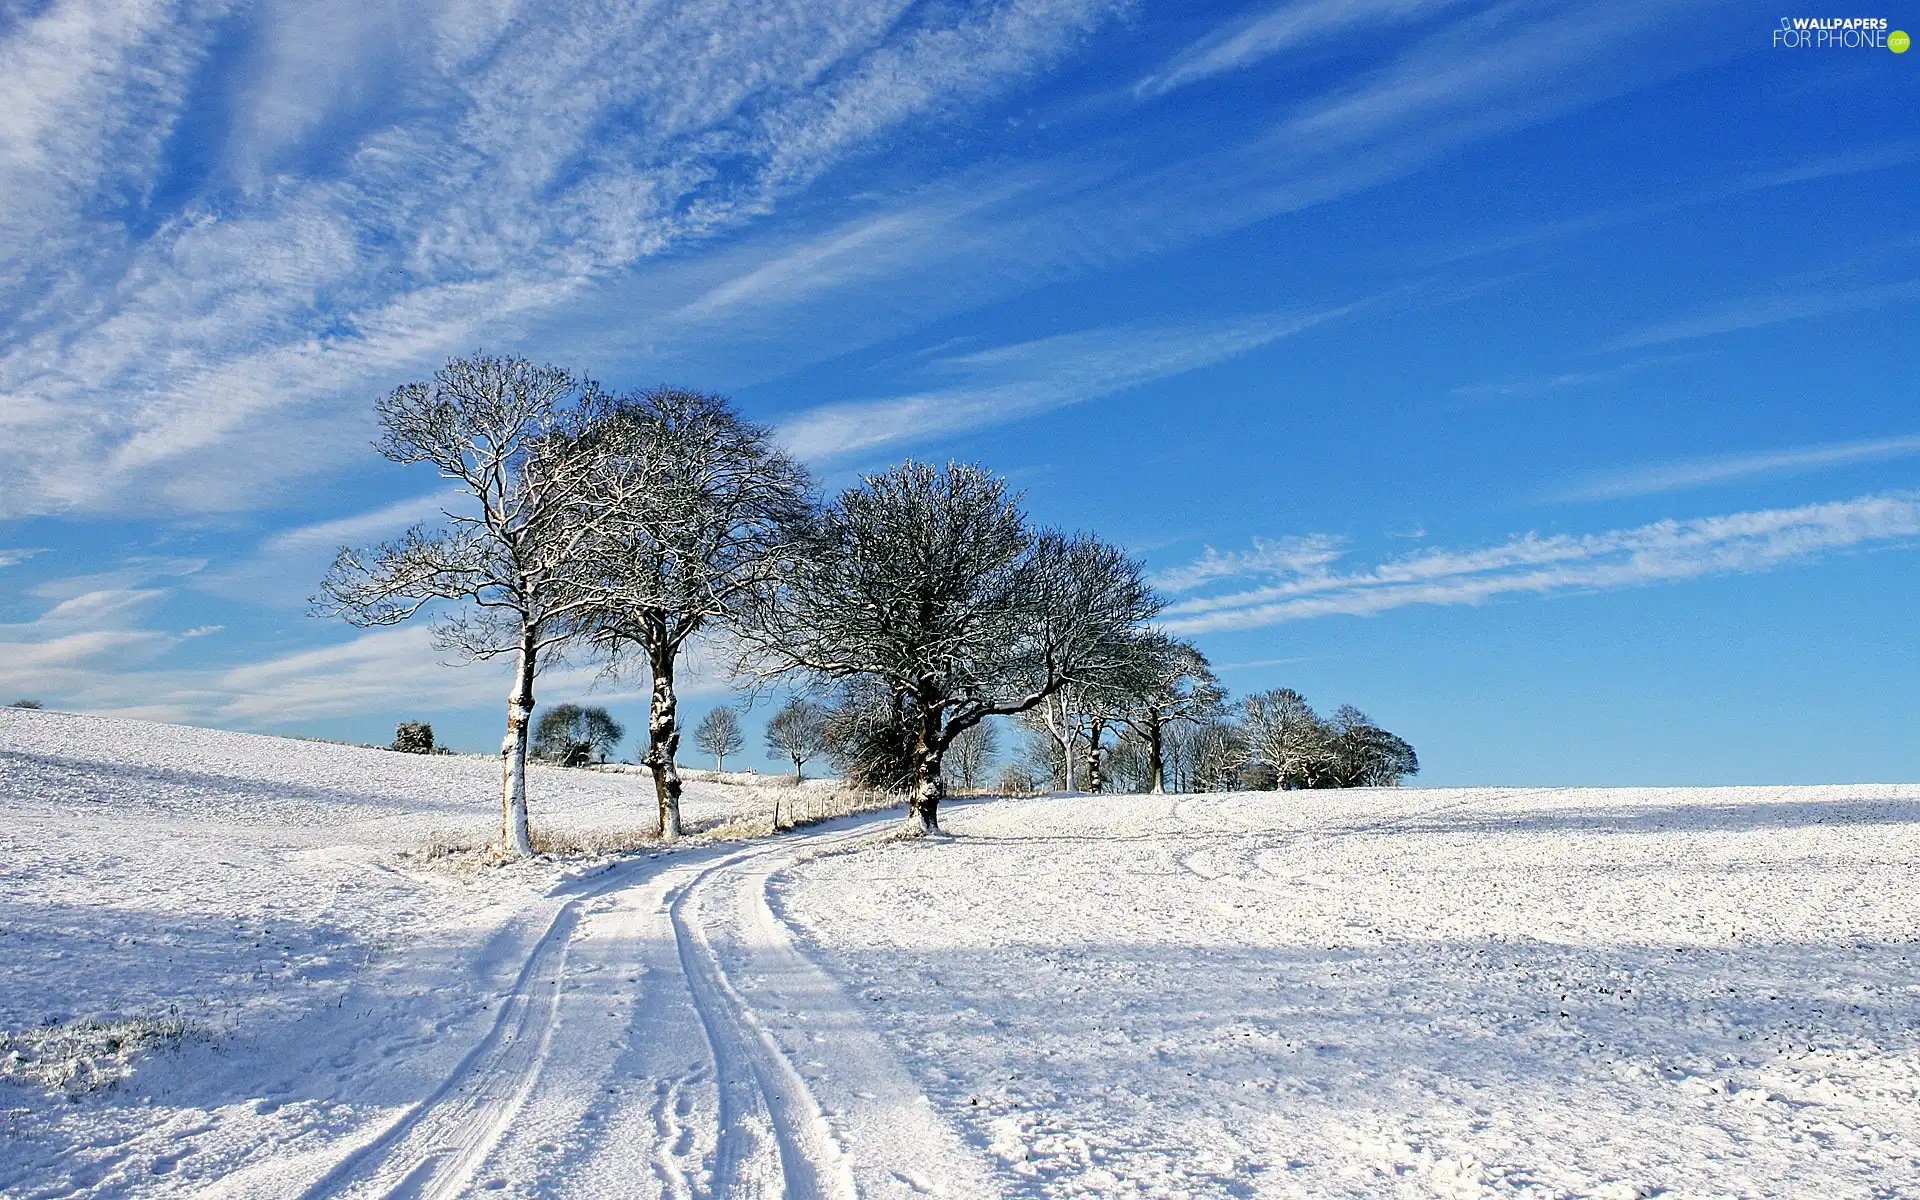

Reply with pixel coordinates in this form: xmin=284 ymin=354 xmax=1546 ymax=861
xmin=791 ymin=755 xmax=804 ymax=785
xmin=498 ymin=632 xmax=536 ymax=858
xmin=906 ymin=702 xmax=945 ymax=836
xmin=1044 ymin=690 xmax=1077 ymax=794
xmin=644 ymin=649 xmax=684 ymax=840
xmin=1147 ymin=718 xmax=1166 ymax=795
xmin=1084 ymin=718 xmax=1105 ymax=794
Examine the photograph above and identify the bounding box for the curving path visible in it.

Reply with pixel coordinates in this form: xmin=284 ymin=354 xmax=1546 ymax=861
xmin=294 ymin=814 xmax=999 ymax=1199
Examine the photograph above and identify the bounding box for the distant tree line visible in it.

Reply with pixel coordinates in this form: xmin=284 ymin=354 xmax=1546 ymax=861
xmin=316 ymin=353 xmax=1415 ymax=856
xmin=1016 ymin=687 xmax=1417 ymax=794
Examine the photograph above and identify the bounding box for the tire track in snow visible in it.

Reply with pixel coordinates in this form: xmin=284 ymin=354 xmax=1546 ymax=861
xmin=295 ymin=883 xmax=602 ymax=1200
xmin=678 ymin=828 xmax=1004 ymax=1199
xmin=668 ymin=850 xmax=855 ymax=1198
xmin=294 ymin=814 xmax=975 ymax=1198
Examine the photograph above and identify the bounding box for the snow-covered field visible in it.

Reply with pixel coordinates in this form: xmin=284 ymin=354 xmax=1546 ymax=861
xmin=4 ymin=707 xmax=1918 ymax=1197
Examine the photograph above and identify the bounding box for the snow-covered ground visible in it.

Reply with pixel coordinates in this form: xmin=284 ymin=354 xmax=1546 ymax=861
xmin=4 ymin=706 xmax=1917 ymax=1197
xmin=781 ymin=788 xmax=1920 ymax=1198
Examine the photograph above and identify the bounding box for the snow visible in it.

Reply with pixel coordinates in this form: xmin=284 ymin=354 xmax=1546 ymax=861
xmin=5 ymin=706 xmax=1919 ymax=1197
xmin=778 ymin=788 xmax=1920 ymax=1197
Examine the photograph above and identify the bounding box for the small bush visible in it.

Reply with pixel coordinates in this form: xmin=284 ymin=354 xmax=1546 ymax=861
xmin=1236 ymin=761 xmax=1280 ymax=791
xmin=391 ymin=721 xmax=436 ymax=754
xmin=9 ymin=699 xmax=43 ymax=709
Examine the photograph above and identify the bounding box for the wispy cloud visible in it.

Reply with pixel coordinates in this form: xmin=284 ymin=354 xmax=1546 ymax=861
xmin=778 ymin=305 xmax=1354 ymax=461
xmin=1447 ymin=354 xmax=1698 ymax=402
xmin=1150 ymin=534 xmax=1347 ymax=592
xmin=1135 ymin=0 xmax=1474 ymax=97
xmin=1420 ymin=144 xmax=1920 ymax=267
xmin=0 ymin=0 xmax=1129 ymax=519
xmin=1600 ymin=278 xmax=1920 ymax=352
xmin=1158 ymin=490 xmax=1920 ymax=634
xmin=260 ymin=490 xmax=463 ymax=555
xmin=0 ymin=556 xmax=725 ymax=724
xmin=1554 ymin=434 xmax=1920 ymax=502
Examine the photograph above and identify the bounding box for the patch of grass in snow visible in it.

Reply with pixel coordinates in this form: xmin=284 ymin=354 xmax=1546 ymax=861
xmin=0 ymin=1017 xmax=205 ymax=1097
xmin=395 ymin=784 xmax=902 ymax=875
xmin=706 ymin=784 xmax=902 ymax=840
xmin=528 ymin=824 xmax=660 ymax=856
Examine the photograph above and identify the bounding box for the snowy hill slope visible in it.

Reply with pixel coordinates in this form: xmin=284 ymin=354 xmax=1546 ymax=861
xmin=780 ymin=786 xmax=1920 ymax=1198
xmin=0 ymin=707 xmax=818 ymax=1193
xmin=3 ymin=706 xmax=1918 ymax=1197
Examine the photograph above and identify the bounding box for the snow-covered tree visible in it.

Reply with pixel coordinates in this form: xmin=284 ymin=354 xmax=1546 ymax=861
xmin=819 ymin=679 xmax=919 ymax=792
xmin=1242 ymin=687 xmax=1335 ymax=789
xmin=1325 ymin=705 xmax=1420 ymax=787
xmin=533 ymin=703 xmax=624 ymax=766
xmin=695 ymin=706 xmax=744 ymax=771
xmin=742 ymin=462 xmax=1158 ymax=835
xmin=316 ymin=354 xmax=600 ymax=858
xmin=1189 ymin=717 xmax=1250 ymax=792
xmin=1019 ymin=690 xmax=1084 ymax=792
xmin=764 ymin=696 xmax=828 ymax=783
xmin=1116 ymin=634 xmax=1226 ymax=794
xmin=560 ymin=387 xmax=810 ymax=837
xmin=390 ymin=721 xmax=436 ymax=754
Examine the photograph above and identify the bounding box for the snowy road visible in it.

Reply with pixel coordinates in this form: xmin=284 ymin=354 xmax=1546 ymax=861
xmin=276 ymin=819 xmax=999 ymax=1199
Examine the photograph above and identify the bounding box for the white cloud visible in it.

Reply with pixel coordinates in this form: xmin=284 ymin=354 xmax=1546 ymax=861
xmin=1150 ymin=534 xmax=1346 ymax=593
xmin=205 ymin=625 xmax=735 ymax=725
xmin=1 ymin=0 xmax=1749 ymax=524
xmin=1159 ymin=490 xmax=1920 ymax=634
xmin=28 ymin=556 xmax=206 ymax=601
xmin=1137 ymin=0 xmax=1473 ymax=97
xmin=1600 ymin=278 xmax=1920 ymax=352
xmin=778 ymin=305 xmax=1353 ymax=461
xmin=1555 ymin=434 xmax=1920 ymax=502
xmin=0 ymin=565 xmax=729 ymax=725
xmin=0 ymin=0 xmax=1131 ymax=519
xmin=261 ymin=490 xmax=463 ymax=555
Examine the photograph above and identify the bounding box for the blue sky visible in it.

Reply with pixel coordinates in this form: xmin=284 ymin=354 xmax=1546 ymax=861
xmin=2 ymin=0 xmax=1916 ymax=784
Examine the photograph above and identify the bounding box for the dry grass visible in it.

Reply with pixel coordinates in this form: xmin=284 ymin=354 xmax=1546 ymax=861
xmin=696 ymin=784 xmax=900 ymax=841
xmin=395 ymin=782 xmax=903 ymax=872
xmin=527 ymin=824 xmax=661 ymax=856
xmin=0 ymin=1017 xmax=204 ymax=1096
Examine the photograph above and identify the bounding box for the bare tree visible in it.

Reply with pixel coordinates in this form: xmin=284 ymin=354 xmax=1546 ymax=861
xmin=949 ymin=719 xmax=999 ymax=791
xmin=1021 ymin=688 xmax=1082 ymax=793
xmin=1101 ymin=728 xmax=1152 ymax=793
xmin=742 ymin=462 xmax=1157 ymax=836
xmin=819 ymin=679 xmax=920 ymax=792
xmin=1325 ymin=705 xmax=1420 ymax=787
xmin=563 ymin=387 xmax=811 ymax=838
xmin=1189 ymin=717 xmax=1250 ymax=792
xmin=533 ymin=703 xmax=624 ymax=766
xmin=1068 ymin=634 xmax=1165 ymax=794
xmin=315 ymin=354 xmax=598 ymax=858
xmin=695 ymin=705 xmax=744 ymax=771
xmin=1115 ymin=633 xmax=1226 ymax=794
xmin=1243 ymin=687 xmax=1335 ymax=789
xmin=764 ymin=696 xmax=828 ymax=783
